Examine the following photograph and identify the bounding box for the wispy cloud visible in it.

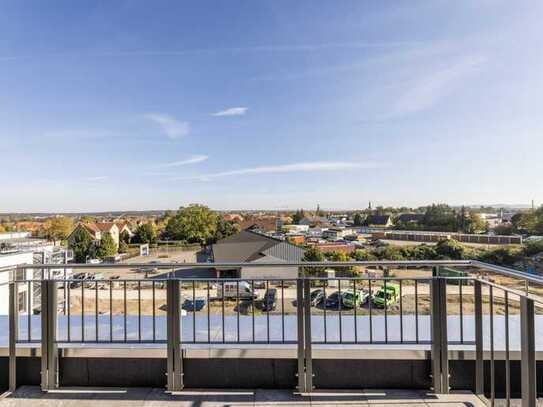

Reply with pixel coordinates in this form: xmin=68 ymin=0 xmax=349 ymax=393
xmin=173 ymin=161 xmax=381 ymax=181
xmin=390 ymin=55 xmax=487 ymax=117
xmin=144 ymin=113 xmax=190 ymax=139
xmin=211 ymin=107 xmax=248 ymax=117
xmin=157 ymin=154 xmax=209 ymax=168
xmin=0 ymin=41 xmax=422 ymax=63
xmin=83 ymin=176 xmax=109 ymax=182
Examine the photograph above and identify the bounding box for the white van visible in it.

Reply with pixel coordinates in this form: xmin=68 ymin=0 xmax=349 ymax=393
xmin=217 ymin=281 xmax=256 ymax=299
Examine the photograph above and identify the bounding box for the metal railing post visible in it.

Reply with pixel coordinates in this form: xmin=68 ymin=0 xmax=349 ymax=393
xmin=40 ymin=280 xmax=58 ymax=391
xmin=166 ymin=279 xmax=183 ymax=392
xmin=296 ymin=277 xmax=306 ymax=393
xmin=9 ymin=281 xmax=18 ymax=392
xmin=303 ymin=278 xmax=313 ymax=392
xmin=430 ymin=275 xmax=448 ymax=393
xmin=520 ymin=296 xmax=536 ymax=407
xmin=474 ymin=280 xmax=484 ymax=396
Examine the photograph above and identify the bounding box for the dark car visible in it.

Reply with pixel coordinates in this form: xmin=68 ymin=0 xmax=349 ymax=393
xmin=261 ymin=288 xmax=277 ymax=312
xmin=182 ymin=297 xmax=207 ymax=312
xmin=310 ymin=289 xmax=325 ymax=306
xmin=325 ymin=291 xmax=342 ymax=309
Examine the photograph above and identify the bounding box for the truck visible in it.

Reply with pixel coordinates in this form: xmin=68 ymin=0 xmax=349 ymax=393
xmin=217 ymin=281 xmax=256 ymax=299
xmin=372 ymin=283 xmax=400 ymax=308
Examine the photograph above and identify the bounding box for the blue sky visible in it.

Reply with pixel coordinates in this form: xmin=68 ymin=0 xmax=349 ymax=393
xmin=1 ymin=1 xmax=542 ymax=212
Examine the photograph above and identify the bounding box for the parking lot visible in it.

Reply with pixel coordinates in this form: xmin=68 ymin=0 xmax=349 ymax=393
xmin=57 ymin=280 xmax=520 ymax=318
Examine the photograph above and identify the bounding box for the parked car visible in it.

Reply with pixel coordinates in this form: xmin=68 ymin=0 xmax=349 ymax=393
xmin=182 ymin=297 xmax=207 ymax=312
xmin=310 ymin=289 xmax=325 ymax=306
xmin=372 ymin=283 xmax=400 ymax=308
xmin=69 ymin=272 xmax=94 ymax=288
xmin=325 ymin=291 xmax=342 ymax=309
xmin=261 ymin=288 xmax=277 ymax=311
xmin=251 ymin=281 xmax=267 ymax=289
xmin=341 ymin=290 xmax=369 ymax=308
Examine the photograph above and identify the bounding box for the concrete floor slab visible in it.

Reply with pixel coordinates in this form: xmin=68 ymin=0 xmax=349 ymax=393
xmin=0 ymin=386 xmax=487 ymax=407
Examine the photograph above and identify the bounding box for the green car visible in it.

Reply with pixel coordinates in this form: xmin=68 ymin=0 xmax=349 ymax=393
xmin=341 ymin=290 xmax=369 ymax=308
xmin=372 ymin=283 xmax=400 ymax=308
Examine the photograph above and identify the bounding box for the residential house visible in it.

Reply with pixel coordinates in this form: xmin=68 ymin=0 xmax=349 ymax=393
xmin=322 ymin=227 xmax=352 ymax=240
xmin=365 ymin=215 xmax=393 ymax=228
xmin=67 ymin=222 xmax=120 ymax=247
xmin=115 ymin=221 xmax=134 ymax=240
xmin=211 ymin=228 xmax=305 ymax=279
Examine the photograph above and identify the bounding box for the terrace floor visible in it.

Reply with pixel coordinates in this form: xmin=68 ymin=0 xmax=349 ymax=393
xmin=0 ymin=386 xmax=487 ymax=406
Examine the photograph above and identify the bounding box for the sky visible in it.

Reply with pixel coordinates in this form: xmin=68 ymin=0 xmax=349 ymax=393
xmin=1 ymin=1 xmax=542 ymax=212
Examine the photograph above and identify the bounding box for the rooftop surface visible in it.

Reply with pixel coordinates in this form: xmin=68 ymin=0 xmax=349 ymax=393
xmin=0 ymin=386 xmax=486 ymax=406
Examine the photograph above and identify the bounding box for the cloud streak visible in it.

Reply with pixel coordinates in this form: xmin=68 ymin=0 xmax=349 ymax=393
xmin=391 ymin=55 xmax=487 ymax=117
xmin=173 ymin=161 xmax=381 ymax=181
xmin=145 ymin=113 xmax=190 ymax=139
xmin=157 ymin=155 xmax=209 ymax=168
xmin=211 ymin=107 xmax=248 ymax=117
xmin=0 ymin=41 xmax=422 ymax=63
xmin=83 ymin=176 xmax=109 ymax=181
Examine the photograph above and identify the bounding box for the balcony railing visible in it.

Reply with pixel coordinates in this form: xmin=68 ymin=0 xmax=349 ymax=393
xmin=4 ymin=260 xmax=543 ymax=406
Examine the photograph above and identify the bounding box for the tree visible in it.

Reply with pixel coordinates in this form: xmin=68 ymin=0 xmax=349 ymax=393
xmin=118 ymin=240 xmax=129 ymax=254
xmin=163 ymin=204 xmax=218 ymax=244
xmin=464 ymin=213 xmax=487 ymax=234
xmin=352 ymin=249 xmax=377 ymax=261
xmin=493 ymin=223 xmax=514 ymax=236
xmin=42 ymin=216 xmax=74 ymax=242
xmin=302 ymin=245 xmax=325 ymax=275
xmin=214 ymin=218 xmax=240 ymax=242
xmin=120 ymin=230 xmax=131 ymax=244
xmin=291 ymin=209 xmax=306 ymax=225
xmin=133 ymin=223 xmax=158 ymax=244
xmin=69 ymin=227 xmax=93 ymax=263
xmin=95 ymin=232 xmax=117 ymax=259
xmin=435 ymin=239 xmax=466 ymax=260
xmin=353 ymin=213 xmax=364 ymax=226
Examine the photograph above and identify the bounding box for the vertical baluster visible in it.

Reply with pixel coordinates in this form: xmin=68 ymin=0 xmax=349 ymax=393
xmin=138 ymin=281 xmax=142 ymax=343
xmin=384 ymin=279 xmax=388 ymax=343
xmin=399 ymin=279 xmax=403 ymax=343
xmin=323 ymin=280 xmax=327 ymax=344
xmin=109 ymin=281 xmax=113 ymax=343
xmin=207 ymin=281 xmax=211 ymax=343
xmin=504 ymin=290 xmax=510 ymax=407
xmin=415 ymin=280 xmax=419 ymax=344
xmin=489 ymin=286 xmax=495 ymax=406
xmin=192 ymin=281 xmax=196 ymax=343
xmin=28 ymin=281 xmax=32 ymax=342
xmin=369 ymin=279 xmax=373 ymax=343
xmin=152 ymin=281 xmax=156 ymax=343
xmin=266 ymin=280 xmax=270 ymax=344
xmin=353 ymin=279 xmax=358 ymax=344
xmin=281 ymin=281 xmax=285 ymax=343
xmin=338 ymin=279 xmax=342 ymax=343
xmin=123 ymin=281 xmax=127 ymax=342
xmin=459 ymin=277 xmax=464 ymax=343
xmin=222 ymin=281 xmax=225 ymax=343
xmin=237 ymin=281 xmax=240 ymax=343
xmin=252 ymin=280 xmax=255 ymax=343
xmin=95 ymin=280 xmax=99 ymax=342
xmin=81 ymin=282 xmax=85 ymax=342
xmin=67 ymin=280 xmax=71 ymax=342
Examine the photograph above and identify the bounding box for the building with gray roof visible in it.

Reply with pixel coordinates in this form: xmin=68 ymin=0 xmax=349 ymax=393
xmin=211 ymin=229 xmax=305 ymax=279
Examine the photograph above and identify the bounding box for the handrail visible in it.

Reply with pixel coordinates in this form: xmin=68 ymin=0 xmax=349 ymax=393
xmin=16 ymin=260 xmax=473 ymax=269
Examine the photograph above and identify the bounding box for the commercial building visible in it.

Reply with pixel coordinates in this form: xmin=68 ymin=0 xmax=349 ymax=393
xmin=211 ymin=229 xmax=305 ymax=279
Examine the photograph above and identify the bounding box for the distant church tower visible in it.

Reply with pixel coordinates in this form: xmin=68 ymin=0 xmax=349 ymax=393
xmin=368 ymin=201 xmax=372 ymax=210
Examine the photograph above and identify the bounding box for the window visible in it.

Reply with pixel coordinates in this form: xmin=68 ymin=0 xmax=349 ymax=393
xmin=18 ymin=291 xmax=27 ymax=313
